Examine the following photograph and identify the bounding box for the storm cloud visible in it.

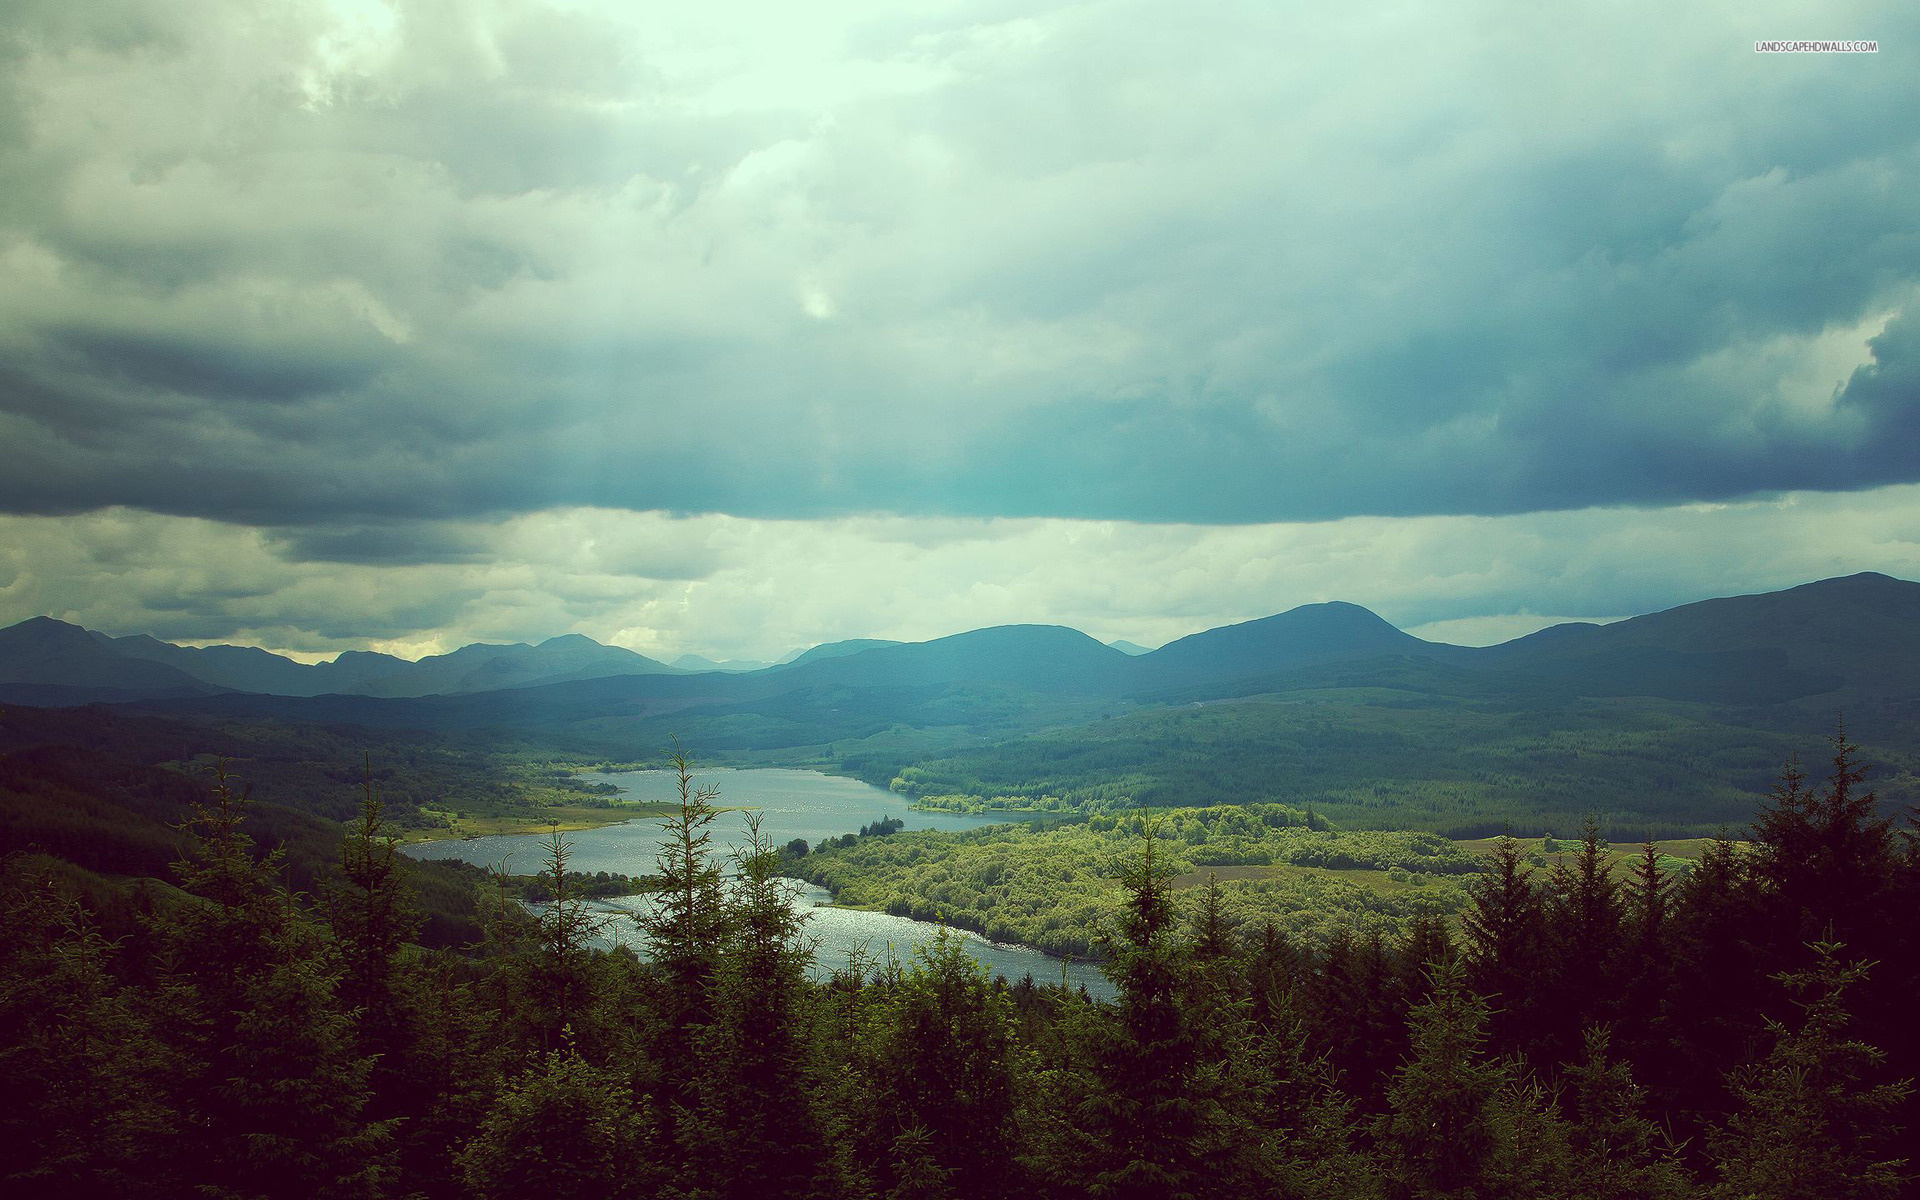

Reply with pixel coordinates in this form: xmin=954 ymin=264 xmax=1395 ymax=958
xmin=2 ymin=0 xmax=1916 ymax=652
xmin=1 ymin=0 xmax=1916 ymax=528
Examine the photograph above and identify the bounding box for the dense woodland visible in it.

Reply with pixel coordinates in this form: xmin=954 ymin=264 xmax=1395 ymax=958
xmin=878 ymin=690 xmax=1920 ymax=840
xmin=1 ymin=730 xmax=1915 ymax=1199
xmin=790 ymin=808 xmax=1482 ymax=958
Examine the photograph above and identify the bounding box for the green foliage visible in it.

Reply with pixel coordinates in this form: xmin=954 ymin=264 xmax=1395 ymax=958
xmin=682 ymin=812 xmax=825 ymax=1200
xmin=795 ymin=808 xmax=1475 ymax=960
xmin=1563 ymin=1028 xmax=1692 ymax=1200
xmin=150 ymin=762 xmax=393 ymax=1199
xmin=1708 ymin=942 xmax=1912 ymax=1200
xmin=1378 ymin=957 xmax=1510 ymax=1196
xmin=458 ymin=1044 xmax=656 ymax=1200
xmin=6 ymin=725 xmax=1920 ymax=1200
xmin=883 ymin=691 xmax=1912 ymax=837
xmin=0 ymin=860 xmax=175 ymax=1197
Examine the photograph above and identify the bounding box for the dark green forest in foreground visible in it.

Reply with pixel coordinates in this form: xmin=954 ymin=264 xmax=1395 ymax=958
xmin=3 ymin=730 xmax=1916 ymax=1199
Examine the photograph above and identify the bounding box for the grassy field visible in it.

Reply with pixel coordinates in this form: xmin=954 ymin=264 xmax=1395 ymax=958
xmin=401 ymin=801 xmax=675 ymax=843
xmin=1172 ymin=862 xmax=1437 ymax=896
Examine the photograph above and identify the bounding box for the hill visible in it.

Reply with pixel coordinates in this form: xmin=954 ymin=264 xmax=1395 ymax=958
xmin=784 ymin=638 xmax=904 ymax=667
xmin=0 ymin=618 xmax=227 ymax=704
xmin=0 ymin=622 xmax=682 ymax=701
xmin=1485 ymin=572 xmax=1920 ymax=703
xmin=1130 ymin=601 xmax=1436 ymax=691
xmin=351 ymin=634 xmax=681 ymax=697
xmin=101 ymin=633 xmax=408 ymax=696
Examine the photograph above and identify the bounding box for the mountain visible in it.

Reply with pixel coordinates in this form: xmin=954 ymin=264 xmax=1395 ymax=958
xmin=1132 ymin=601 xmax=1432 ymax=690
xmin=1107 ymin=640 xmax=1154 ymax=656
xmin=8 ymin=571 xmax=1918 ymax=723
xmin=99 ymin=633 xmax=408 ymax=696
xmin=0 ymin=622 xmax=681 ymax=701
xmin=783 ymin=638 xmax=903 ymax=668
xmin=353 ymin=635 xmax=681 ymax=697
xmin=781 ymin=625 xmax=1132 ymax=694
xmin=0 ymin=618 xmax=227 ymax=703
xmin=1486 ymin=572 xmax=1920 ymax=704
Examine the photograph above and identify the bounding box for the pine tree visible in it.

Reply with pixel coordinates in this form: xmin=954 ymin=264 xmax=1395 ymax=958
xmin=457 ymin=1041 xmax=656 ymax=1200
xmin=324 ymin=756 xmax=424 ymax=1120
xmin=1561 ymin=1027 xmax=1693 ymax=1200
xmin=0 ymin=862 xmax=175 ymax=1197
xmin=1708 ymin=941 xmax=1912 ymax=1200
xmin=683 ymin=811 xmax=823 ymax=1200
xmin=867 ymin=928 xmax=1027 ymax=1199
xmin=1666 ymin=831 xmax=1763 ymax=1139
xmin=1748 ymin=732 xmax=1914 ymax=1116
xmin=1376 ymin=957 xmax=1508 ymax=1197
xmin=642 ymin=743 xmax=728 ymax=1028
xmin=1080 ymin=818 xmax=1208 ymax=1200
xmin=639 ymin=741 xmax=732 ymax=1161
xmin=1460 ymin=835 xmax=1546 ymax=1060
xmin=1398 ymin=913 xmax=1454 ymax=1004
xmin=148 ymin=761 xmax=390 ymax=1199
xmin=524 ymin=830 xmax=602 ymax=1052
xmin=1541 ymin=817 xmax=1625 ymax=1065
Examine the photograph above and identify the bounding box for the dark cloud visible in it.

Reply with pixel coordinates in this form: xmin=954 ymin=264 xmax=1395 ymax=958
xmin=267 ymin=521 xmax=493 ymax=566
xmin=0 ymin=0 xmax=1915 ymax=532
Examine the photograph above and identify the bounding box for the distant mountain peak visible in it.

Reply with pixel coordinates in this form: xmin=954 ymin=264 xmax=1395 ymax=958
xmin=10 ymin=615 xmax=88 ymax=634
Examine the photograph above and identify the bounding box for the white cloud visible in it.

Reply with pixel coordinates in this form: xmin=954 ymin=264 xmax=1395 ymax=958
xmin=4 ymin=485 xmax=1918 ymax=661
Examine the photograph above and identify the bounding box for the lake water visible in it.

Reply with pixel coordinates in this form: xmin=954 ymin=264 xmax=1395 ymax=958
xmin=580 ymin=883 xmax=1109 ymax=998
xmin=405 ymin=767 xmax=1113 ymax=999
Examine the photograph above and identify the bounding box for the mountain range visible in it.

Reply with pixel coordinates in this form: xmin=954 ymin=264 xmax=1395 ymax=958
xmin=3 ymin=573 xmax=1912 ymax=713
xmin=4 ymin=572 xmax=1915 ymax=836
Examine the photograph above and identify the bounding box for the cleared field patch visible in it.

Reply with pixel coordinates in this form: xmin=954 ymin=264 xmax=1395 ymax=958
xmin=1174 ymin=862 xmax=1430 ymax=896
xmin=402 ymin=802 xmax=675 ymax=843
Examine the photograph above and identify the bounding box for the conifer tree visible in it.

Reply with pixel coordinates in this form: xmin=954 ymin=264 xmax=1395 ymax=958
xmin=639 ymin=741 xmax=731 ymax=1163
xmin=1460 ymin=835 xmax=1546 ymax=1060
xmin=457 ymin=1041 xmax=657 ymax=1200
xmin=866 ymin=929 xmax=1027 ymax=1199
xmin=149 ymin=761 xmax=390 ymax=1199
xmin=328 ymin=755 xmax=420 ymax=1035
xmin=324 ymin=756 xmax=425 ymax=1123
xmin=1398 ymin=913 xmax=1454 ymax=1004
xmin=1616 ymin=841 xmax=1677 ymax=1101
xmin=1377 ymin=957 xmax=1508 ymax=1197
xmin=642 ymin=743 xmax=728 ymax=1033
xmin=1080 ymin=818 xmax=1208 ymax=1200
xmin=524 ymin=829 xmax=602 ymax=1051
xmin=1542 ymin=817 xmax=1624 ymax=1063
xmin=0 ymin=864 xmax=175 ymax=1197
xmin=1561 ymin=1027 xmax=1693 ymax=1200
xmin=1708 ymin=941 xmax=1911 ymax=1200
xmin=683 ymin=812 xmax=823 ymax=1200
xmin=1748 ymin=732 xmax=1913 ymax=1112
xmin=1665 ymin=831 xmax=1762 ymax=1135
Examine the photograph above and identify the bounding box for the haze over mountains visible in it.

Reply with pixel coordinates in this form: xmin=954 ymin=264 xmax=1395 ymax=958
xmin=3 ymin=572 xmax=1912 ymax=714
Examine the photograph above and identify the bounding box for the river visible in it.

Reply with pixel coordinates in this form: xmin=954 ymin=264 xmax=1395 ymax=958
xmin=404 ymin=767 xmax=1114 ymax=998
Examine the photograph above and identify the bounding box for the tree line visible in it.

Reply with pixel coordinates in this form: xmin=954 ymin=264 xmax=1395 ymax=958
xmin=1 ymin=734 xmax=1915 ymax=1198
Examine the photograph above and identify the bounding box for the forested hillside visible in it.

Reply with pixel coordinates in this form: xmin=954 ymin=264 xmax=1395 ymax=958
xmin=0 ymin=706 xmax=653 ymax=949
xmin=2 ymin=738 xmax=1913 ymax=1198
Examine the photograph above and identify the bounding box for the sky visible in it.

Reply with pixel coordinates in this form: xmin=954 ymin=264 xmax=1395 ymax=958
xmin=1 ymin=0 xmax=1916 ymax=661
